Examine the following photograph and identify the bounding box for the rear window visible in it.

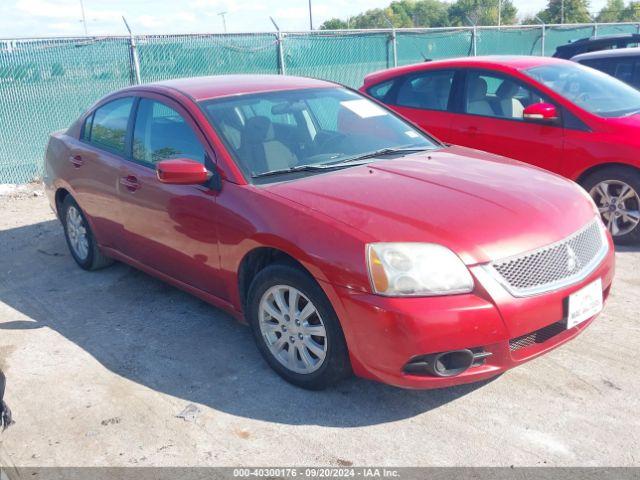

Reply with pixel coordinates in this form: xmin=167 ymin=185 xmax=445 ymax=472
xmin=86 ymin=97 xmax=134 ymax=154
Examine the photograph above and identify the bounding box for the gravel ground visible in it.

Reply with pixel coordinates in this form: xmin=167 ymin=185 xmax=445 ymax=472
xmin=0 ymin=188 xmax=638 ymax=468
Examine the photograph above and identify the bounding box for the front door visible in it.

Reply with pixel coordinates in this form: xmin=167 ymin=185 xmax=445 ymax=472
xmin=448 ymin=69 xmax=565 ymax=174
xmin=117 ymin=95 xmax=225 ymax=298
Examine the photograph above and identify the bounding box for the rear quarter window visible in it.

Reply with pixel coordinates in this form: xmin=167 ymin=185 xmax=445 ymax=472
xmin=86 ymin=97 xmax=134 ymax=154
xmin=367 ymin=80 xmax=394 ymax=101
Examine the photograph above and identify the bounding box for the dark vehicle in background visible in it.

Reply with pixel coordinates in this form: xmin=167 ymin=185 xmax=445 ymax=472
xmin=554 ymin=33 xmax=640 ymax=59
xmin=572 ymin=48 xmax=640 ymax=89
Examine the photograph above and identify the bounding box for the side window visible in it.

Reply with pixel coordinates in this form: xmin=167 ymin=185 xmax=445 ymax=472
xmin=464 ymin=71 xmax=545 ymax=120
xmin=88 ymin=97 xmax=134 ymax=154
xmin=395 ymin=70 xmax=454 ymax=111
xmin=367 ymin=80 xmax=394 ymax=102
xmin=132 ymin=99 xmax=205 ymax=166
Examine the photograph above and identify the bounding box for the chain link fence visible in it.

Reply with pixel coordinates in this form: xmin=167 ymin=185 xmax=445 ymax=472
xmin=1 ymin=22 xmax=639 ymax=183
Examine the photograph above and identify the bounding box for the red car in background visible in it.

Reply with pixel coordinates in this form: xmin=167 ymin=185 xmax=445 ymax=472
xmin=361 ymin=56 xmax=640 ymax=244
xmin=44 ymin=75 xmax=614 ymax=390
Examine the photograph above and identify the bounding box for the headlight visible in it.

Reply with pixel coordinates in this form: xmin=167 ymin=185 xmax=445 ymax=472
xmin=366 ymin=243 xmax=474 ymax=297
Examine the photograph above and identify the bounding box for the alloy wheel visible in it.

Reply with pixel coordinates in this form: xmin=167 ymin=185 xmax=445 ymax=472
xmin=590 ymin=180 xmax=640 ymax=237
xmin=66 ymin=205 xmax=89 ymax=260
xmin=258 ymin=285 xmax=327 ymax=374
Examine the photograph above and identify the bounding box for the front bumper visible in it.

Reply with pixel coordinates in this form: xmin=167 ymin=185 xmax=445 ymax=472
xmin=323 ymin=234 xmax=615 ymax=389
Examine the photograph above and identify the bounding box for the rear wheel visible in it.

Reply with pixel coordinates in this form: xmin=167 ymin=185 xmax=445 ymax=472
xmin=61 ymin=196 xmax=114 ymax=270
xmin=582 ymin=167 xmax=640 ymax=245
xmin=247 ymin=264 xmax=351 ymax=390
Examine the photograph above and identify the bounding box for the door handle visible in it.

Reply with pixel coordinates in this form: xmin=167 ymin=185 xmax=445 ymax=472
xmin=69 ymin=155 xmax=84 ymax=168
xmin=466 ymin=126 xmax=479 ymax=136
xmin=120 ymin=175 xmax=140 ymax=192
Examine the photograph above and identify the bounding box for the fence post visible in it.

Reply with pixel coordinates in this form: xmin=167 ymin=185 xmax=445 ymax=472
xmin=270 ymin=16 xmax=286 ymax=75
xmin=535 ymin=16 xmax=545 ymax=56
xmin=593 ymin=22 xmax=598 ymax=37
xmin=472 ymin=26 xmax=477 ymax=55
xmin=122 ymin=16 xmax=141 ymax=85
xmin=382 ymin=16 xmax=398 ymax=67
xmin=390 ymin=28 xmax=398 ymax=67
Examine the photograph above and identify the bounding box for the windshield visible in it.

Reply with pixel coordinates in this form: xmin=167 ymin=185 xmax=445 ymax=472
xmin=200 ymin=87 xmax=438 ymax=179
xmin=524 ymin=62 xmax=640 ymax=117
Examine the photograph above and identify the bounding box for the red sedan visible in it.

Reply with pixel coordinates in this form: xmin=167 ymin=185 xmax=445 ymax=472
xmin=44 ymin=75 xmax=614 ymax=390
xmin=360 ymin=56 xmax=640 ymax=244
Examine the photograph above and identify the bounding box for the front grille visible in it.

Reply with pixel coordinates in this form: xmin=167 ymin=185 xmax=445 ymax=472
xmin=488 ymin=219 xmax=607 ymax=297
xmin=509 ymin=321 xmax=566 ymax=351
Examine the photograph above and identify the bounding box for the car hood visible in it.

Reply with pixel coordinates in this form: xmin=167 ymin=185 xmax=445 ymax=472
xmin=265 ymin=146 xmax=596 ymax=264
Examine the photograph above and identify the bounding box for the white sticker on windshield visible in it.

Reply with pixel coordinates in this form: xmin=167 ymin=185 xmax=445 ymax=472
xmin=340 ymin=99 xmax=386 ymax=118
xmin=405 ymin=130 xmax=419 ymax=138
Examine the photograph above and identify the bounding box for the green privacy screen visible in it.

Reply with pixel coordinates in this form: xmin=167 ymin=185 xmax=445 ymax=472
xmin=1 ymin=23 xmax=638 ymax=183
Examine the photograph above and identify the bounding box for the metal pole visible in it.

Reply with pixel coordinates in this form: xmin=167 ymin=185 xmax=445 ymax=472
xmin=218 ymin=12 xmax=227 ymax=33
xmin=561 ymin=0 xmax=565 ymax=24
xmin=536 ymin=16 xmax=545 ymax=56
xmin=465 ymin=15 xmax=477 ymax=56
xmin=122 ymin=16 xmax=141 ymax=85
xmin=79 ymin=0 xmax=88 ymax=36
xmin=383 ymin=16 xmax=398 ymax=67
xmin=270 ymin=17 xmax=286 ymax=75
xmin=593 ymin=22 xmax=598 ymax=37
xmin=498 ymin=0 xmax=502 ymax=27
xmin=308 ymin=0 xmax=313 ymax=30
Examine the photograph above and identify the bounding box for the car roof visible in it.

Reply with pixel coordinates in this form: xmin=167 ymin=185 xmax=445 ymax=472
xmin=362 ymin=56 xmax=566 ymax=86
xmin=131 ymin=74 xmax=340 ymax=101
xmin=572 ymin=47 xmax=640 ymax=61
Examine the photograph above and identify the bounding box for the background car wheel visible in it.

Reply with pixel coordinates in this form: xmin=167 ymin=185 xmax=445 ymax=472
xmin=582 ymin=167 xmax=640 ymax=245
xmin=247 ymin=263 xmax=351 ymax=390
xmin=61 ymin=196 xmax=114 ymax=270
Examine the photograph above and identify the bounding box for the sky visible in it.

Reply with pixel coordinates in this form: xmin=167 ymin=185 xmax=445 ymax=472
xmin=0 ymin=0 xmax=609 ymax=38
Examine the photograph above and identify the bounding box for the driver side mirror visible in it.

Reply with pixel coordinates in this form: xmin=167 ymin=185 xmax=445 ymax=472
xmin=522 ymin=103 xmax=559 ymax=124
xmin=156 ymin=158 xmax=211 ymax=185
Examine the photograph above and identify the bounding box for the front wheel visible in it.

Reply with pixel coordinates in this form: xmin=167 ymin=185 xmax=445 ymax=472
xmin=247 ymin=264 xmax=351 ymax=390
xmin=582 ymin=167 xmax=640 ymax=245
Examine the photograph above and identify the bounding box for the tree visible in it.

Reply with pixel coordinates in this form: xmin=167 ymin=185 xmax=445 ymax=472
xmin=319 ymin=0 xmax=453 ymax=29
xmin=620 ymin=0 xmax=640 ymax=20
xmin=596 ymin=0 xmax=625 ymax=21
xmin=448 ymin=0 xmax=518 ymax=25
xmin=534 ymin=0 xmax=592 ymax=23
xmin=320 ymin=18 xmax=349 ymax=29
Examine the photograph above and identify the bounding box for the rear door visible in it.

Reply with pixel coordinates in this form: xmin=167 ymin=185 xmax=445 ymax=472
xmin=367 ymin=69 xmax=461 ymax=141
xmin=69 ymin=96 xmax=135 ymax=248
xmin=117 ymin=94 xmax=226 ymax=298
xmin=446 ymin=69 xmax=565 ymax=173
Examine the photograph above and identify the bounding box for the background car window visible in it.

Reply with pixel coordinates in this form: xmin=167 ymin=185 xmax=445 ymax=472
xmin=132 ymin=99 xmax=205 ymax=166
xmin=464 ymin=72 xmax=544 ymax=119
xmin=525 ymin=62 xmax=640 ymax=117
xmin=88 ymin=97 xmax=134 ymax=154
xmin=395 ymin=70 xmax=454 ymax=111
xmin=367 ymin=80 xmax=394 ymax=101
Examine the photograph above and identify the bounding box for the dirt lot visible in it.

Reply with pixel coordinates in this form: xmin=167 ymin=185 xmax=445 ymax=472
xmin=0 ymin=187 xmax=639 ymax=468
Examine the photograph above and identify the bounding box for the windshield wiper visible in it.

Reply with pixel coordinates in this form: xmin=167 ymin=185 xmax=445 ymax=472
xmin=251 ymin=146 xmax=433 ymax=179
xmin=251 ymin=162 xmax=352 ymax=179
xmin=330 ymin=146 xmax=433 ymax=165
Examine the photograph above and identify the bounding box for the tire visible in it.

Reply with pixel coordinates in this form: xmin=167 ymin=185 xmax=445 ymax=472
xmin=61 ymin=196 xmax=114 ymax=270
xmin=246 ymin=263 xmax=351 ymax=390
xmin=581 ymin=166 xmax=640 ymax=245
